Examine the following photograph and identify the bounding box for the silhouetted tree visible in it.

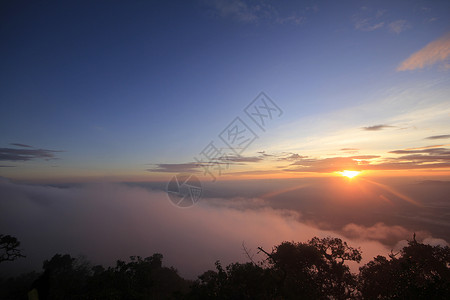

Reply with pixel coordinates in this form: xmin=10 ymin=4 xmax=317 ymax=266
xmin=190 ymin=237 xmax=361 ymax=299
xmin=0 ymin=271 xmax=39 ymax=300
xmin=2 ymin=236 xmax=449 ymax=299
xmin=85 ymin=253 xmax=189 ymax=300
xmin=188 ymin=261 xmax=275 ymax=299
xmin=42 ymin=254 xmax=91 ymax=299
xmin=264 ymin=237 xmax=362 ymax=299
xmin=0 ymin=234 xmax=25 ymax=263
xmin=29 ymin=269 xmax=51 ymax=300
xmin=359 ymin=236 xmax=450 ymax=299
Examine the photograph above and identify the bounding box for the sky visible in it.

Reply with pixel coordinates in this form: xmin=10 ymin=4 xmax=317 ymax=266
xmin=1 ymin=0 xmax=450 ymax=278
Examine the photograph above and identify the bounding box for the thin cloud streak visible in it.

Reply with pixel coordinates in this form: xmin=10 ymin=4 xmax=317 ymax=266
xmin=389 ymin=147 xmax=450 ymax=154
xmin=148 ymin=155 xmax=265 ymax=173
xmin=147 ymin=163 xmax=201 ymax=173
xmin=355 ymin=20 xmax=384 ymax=31
xmin=278 ymin=153 xmax=307 ymax=161
xmin=0 ymin=147 xmax=61 ymax=161
xmin=10 ymin=143 xmax=33 ymax=148
xmin=362 ymin=124 xmax=394 ymax=131
xmin=205 ymin=0 xmax=314 ymax=25
xmin=397 ymin=32 xmax=450 ymax=71
xmin=284 ymin=147 xmax=450 ymax=173
xmin=207 ymin=0 xmax=259 ymax=23
xmin=426 ymin=134 xmax=450 ymax=140
xmin=220 ymin=155 xmax=264 ymax=163
xmin=149 ymin=145 xmax=450 ymax=176
xmin=406 ymin=145 xmax=447 ymax=150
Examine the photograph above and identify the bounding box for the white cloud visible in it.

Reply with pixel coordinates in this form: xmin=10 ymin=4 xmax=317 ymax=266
xmin=341 ymin=222 xmax=416 ymax=245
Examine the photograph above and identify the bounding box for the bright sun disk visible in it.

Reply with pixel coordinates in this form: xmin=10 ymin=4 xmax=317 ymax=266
xmin=338 ymin=170 xmax=361 ymax=178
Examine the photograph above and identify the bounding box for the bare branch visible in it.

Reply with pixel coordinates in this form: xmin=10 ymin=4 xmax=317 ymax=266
xmin=241 ymin=241 xmax=257 ymax=265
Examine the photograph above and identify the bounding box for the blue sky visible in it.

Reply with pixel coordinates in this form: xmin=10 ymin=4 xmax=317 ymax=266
xmin=1 ymin=0 xmax=450 ymax=182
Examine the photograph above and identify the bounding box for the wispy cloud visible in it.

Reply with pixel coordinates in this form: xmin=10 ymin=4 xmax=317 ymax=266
xmin=397 ymin=32 xmax=450 ymax=71
xmin=353 ymin=6 xmax=385 ymax=32
xmin=362 ymin=124 xmax=394 ymax=131
xmin=220 ymin=155 xmax=263 ymax=163
xmin=353 ymin=8 xmax=410 ymax=34
xmin=257 ymin=151 xmax=274 ymax=157
xmin=147 ymin=163 xmax=201 ymax=173
xmin=354 ymin=18 xmax=384 ymax=31
xmin=10 ymin=143 xmax=33 ymax=148
xmin=287 ymin=157 xmax=365 ymax=173
xmin=276 ymin=14 xmax=304 ymax=25
xmin=426 ymin=134 xmax=450 ymax=140
xmin=341 ymin=222 xmax=413 ymax=246
xmin=207 ymin=0 xmax=259 ymax=23
xmin=0 ymin=146 xmax=61 ymax=161
xmin=389 ymin=147 xmax=450 ymax=155
xmin=388 ymin=20 xmax=410 ymax=34
xmin=365 ymin=162 xmax=450 ymax=170
xmin=278 ymin=153 xmax=307 ymax=161
xmin=282 ymin=146 xmax=450 ymax=173
xmin=204 ymin=0 xmax=315 ymax=25
xmin=148 ymin=154 xmax=267 ymax=173
xmin=406 ymin=144 xmax=447 ymax=150
xmin=367 ymin=147 xmax=450 ymax=170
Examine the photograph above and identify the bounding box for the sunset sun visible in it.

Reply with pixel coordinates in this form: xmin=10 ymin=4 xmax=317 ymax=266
xmin=338 ymin=170 xmax=361 ymax=179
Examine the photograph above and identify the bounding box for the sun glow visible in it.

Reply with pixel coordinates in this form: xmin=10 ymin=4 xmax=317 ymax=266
xmin=338 ymin=170 xmax=361 ymax=179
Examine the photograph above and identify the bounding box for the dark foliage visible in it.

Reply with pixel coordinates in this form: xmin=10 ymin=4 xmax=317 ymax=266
xmin=0 ymin=234 xmax=25 ymax=263
xmin=359 ymin=237 xmax=450 ymax=299
xmin=1 ymin=252 xmax=189 ymax=300
xmin=189 ymin=237 xmax=362 ymax=299
xmin=188 ymin=261 xmax=276 ymax=299
xmin=0 ymin=235 xmax=449 ymax=299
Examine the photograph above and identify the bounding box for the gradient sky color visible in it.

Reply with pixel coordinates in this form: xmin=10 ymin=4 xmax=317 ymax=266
xmin=1 ymin=0 xmax=450 ymax=183
xmin=2 ymin=1 xmax=450 ymax=281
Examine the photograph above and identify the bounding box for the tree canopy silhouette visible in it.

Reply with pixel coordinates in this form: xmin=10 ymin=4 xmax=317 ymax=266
xmin=189 ymin=237 xmax=362 ymax=299
xmin=0 ymin=234 xmax=25 ymax=264
xmin=0 ymin=235 xmax=449 ymax=299
xmin=359 ymin=236 xmax=450 ymax=299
